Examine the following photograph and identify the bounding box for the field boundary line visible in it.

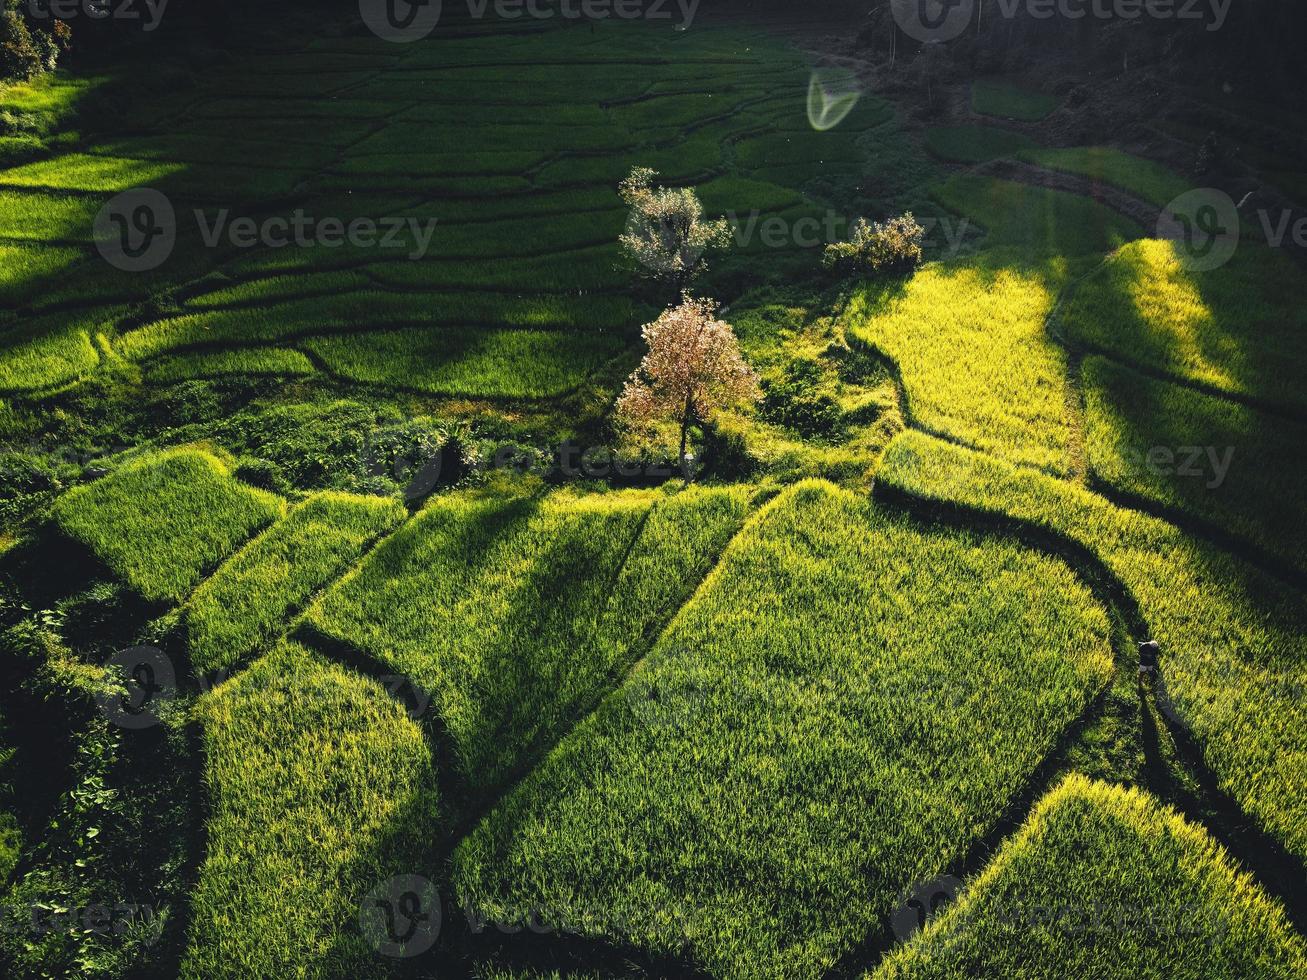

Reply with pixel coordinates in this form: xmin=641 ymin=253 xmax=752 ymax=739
xmin=419 ymin=489 xmax=768 ymax=862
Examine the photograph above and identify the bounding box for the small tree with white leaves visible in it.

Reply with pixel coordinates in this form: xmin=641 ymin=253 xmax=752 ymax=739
xmin=618 ymin=167 xmax=731 ymax=289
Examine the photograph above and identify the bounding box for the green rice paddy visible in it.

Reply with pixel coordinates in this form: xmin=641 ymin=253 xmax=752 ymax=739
xmin=0 ymin=6 xmax=1302 ymax=980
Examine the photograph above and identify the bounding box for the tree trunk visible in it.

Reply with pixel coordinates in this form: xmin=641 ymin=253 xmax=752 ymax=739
xmin=678 ymin=393 xmax=694 ymax=483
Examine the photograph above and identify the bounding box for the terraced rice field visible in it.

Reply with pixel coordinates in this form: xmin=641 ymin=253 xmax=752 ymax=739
xmin=0 ymin=5 xmax=1302 ymax=980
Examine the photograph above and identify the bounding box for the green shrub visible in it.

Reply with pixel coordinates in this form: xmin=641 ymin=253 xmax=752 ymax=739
xmin=761 ymin=358 xmax=843 ymax=438
xmin=822 ymin=213 xmax=925 ymax=276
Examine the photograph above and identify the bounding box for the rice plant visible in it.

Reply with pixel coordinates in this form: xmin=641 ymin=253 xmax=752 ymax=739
xmin=872 ymin=776 xmax=1307 ymax=980
xmin=878 ymin=430 xmax=1307 ymax=861
xmin=453 ymin=481 xmax=1112 ymax=979
xmin=51 ymin=446 xmax=285 ymax=602
xmin=186 ymin=493 xmax=407 ymax=674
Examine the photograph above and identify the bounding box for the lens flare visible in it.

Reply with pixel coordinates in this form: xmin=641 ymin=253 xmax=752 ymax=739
xmin=807 ymin=67 xmax=861 ymax=131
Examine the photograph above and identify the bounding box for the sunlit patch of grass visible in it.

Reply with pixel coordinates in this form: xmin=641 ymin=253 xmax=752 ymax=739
xmin=116 ymin=291 xmax=646 ymax=361
xmin=971 ymin=79 xmax=1058 ymax=121
xmin=182 ymin=641 xmax=439 ymax=980
xmin=1018 ymin=146 xmax=1193 ymax=207
xmin=0 ymin=153 xmax=184 ymax=192
xmin=453 ymin=481 xmax=1112 ymax=980
xmin=0 ymin=134 xmax=45 ymax=167
xmin=0 ymin=70 xmax=107 ymax=132
xmin=872 ymin=775 xmax=1307 ymax=980
xmin=0 ymin=308 xmax=119 ymax=392
xmin=302 ymin=326 xmax=627 ymax=398
xmin=307 ymin=486 xmax=751 ymax=793
xmin=924 ymin=125 xmax=1038 ymax=163
xmin=879 ymin=430 xmax=1307 ymax=862
xmin=1082 ymin=355 xmax=1307 ymax=570
xmin=0 ymin=243 xmax=88 ymax=303
xmin=1055 ymin=239 xmax=1307 ymax=410
xmin=933 ymin=174 xmax=1143 ymax=257
xmin=0 ymin=190 xmax=103 ymax=241
xmin=845 ymin=249 xmax=1078 ymax=474
xmin=187 ymin=493 xmax=407 ymax=675
xmin=145 ymin=347 xmax=315 ymax=384
xmin=51 ymin=446 xmax=285 ymax=603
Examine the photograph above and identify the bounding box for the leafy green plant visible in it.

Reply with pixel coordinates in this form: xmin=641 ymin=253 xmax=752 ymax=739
xmin=822 ymin=213 xmax=924 ymax=277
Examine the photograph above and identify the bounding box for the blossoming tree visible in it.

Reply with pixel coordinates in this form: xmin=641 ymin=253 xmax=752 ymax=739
xmin=616 ymin=294 xmax=761 ymax=480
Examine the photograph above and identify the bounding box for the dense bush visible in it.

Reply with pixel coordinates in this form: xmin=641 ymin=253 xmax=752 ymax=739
xmin=0 ymin=4 xmax=68 ymax=82
xmin=822 ymin=212 xmax=925 ymax=277
xmin=761 ymin=358 xmax=843 ymax=438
